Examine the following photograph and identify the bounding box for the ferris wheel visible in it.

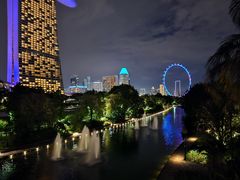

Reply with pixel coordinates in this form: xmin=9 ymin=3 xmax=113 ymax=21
xmin=162 ymin=64 xmax=192 ymax=96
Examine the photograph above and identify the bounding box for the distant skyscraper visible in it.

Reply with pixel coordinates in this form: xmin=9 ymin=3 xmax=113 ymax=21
xmin=139 ymin=88 xmax=146 ymax=96
xmin=92 ymin=81 xmax=103 ymax=92
xmin=67 ymin=85 xmax=87 ymax=94
xmin=150 ymin=86 xmax=157 ymax=95
xmin=159 ymin=84 xmax=166 ymax=96
xmin=174 ymin=80 xmax=181 ymax=97
xmin=70 ymin=75 xmax=80 ymax=86
xmin=102 ymin=75 xmax=118 ymax=92
xmin=83 ymin=78 xmax=87 ymax=87
xmin=7 ymin=0 xmax=76 ymax=92
xmin=86 ymin=76 xmax=91 ymax=90
xmin=119 ymin=67 xmax=130 ymax=85
xmin=83 ymin=76 xmax=91 ymax=91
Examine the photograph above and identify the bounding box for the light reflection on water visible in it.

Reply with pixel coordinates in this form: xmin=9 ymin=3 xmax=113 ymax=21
xmin=162 ymin=107 xmax=183 ymax=146
xmin=0 ymin=107 xmax=184 ymax=180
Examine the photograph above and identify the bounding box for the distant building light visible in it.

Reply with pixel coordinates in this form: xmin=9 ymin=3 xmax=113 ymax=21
xmin=119 ymin=67 xmax=129 ymax=75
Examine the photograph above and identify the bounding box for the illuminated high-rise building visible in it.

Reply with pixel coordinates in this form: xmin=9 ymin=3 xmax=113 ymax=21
xmin=7 ymin=0 xmax=77 ymax=92
xmin=119 ymin=67 xmax=130 ymax=85
xmin=86 ymin=76 xmax=91 ymax=90
xmin=70 ymin=75 xmax=80 ymax=86
xmin=102 ymin=75 xmax=118 ymax=92
xmin=150 ymin=86 xmax=157 ymax=95
xmin=159 ymin=84 xmax=166 ymax=96
xmin=83 ymin=76 xmax=92 ymax=91
xmin=139 ymin=88 xmax=146 ymax=96
xmin=92 ymin=81 xmax=103 ymax=92
xmin=174 ymin=80 xmax=181 ymax=97
xmin=68 ymin=85 xmax=87 ymax=94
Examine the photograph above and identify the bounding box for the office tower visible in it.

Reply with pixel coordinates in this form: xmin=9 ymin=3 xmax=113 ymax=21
xmin=174 ymin=80 xmax=181 ymax=97
xmin=102 ymin=75 xmax=118 ymax=92
xmin=70 ymin=75 xmax=80 ymax=86
xmin=83 ymin=78 xmax=88 ymax=87
xmin=119 ymin=67 xmax=130 ymax=85
xmin=68 ymin=85 xmax=87 ymax=94
xmin=159 ymin=84 xmax=166 ymax=96
xmin=86 ymin=76 xmax=91 ymax=90
xmin=150 ymin=86 xmax=157 ymax=95
xmin=83 ymin=76 xmax=91 ymax=91
xmin=7 ymin=0 xmax=76 ymax=92
xmin=92 ymin=81 xmax=103 ymax=92
xmin=139 ymin=88 xmax=146 ymax=96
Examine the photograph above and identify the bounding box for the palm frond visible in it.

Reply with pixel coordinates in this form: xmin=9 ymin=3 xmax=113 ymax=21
xmin=206 ymin=34 xmax=240 ymax=82
xmin=206 ymin=34 xmax=240 ymax=100
xmin=230 ymin=0 xmax=240 ymax=27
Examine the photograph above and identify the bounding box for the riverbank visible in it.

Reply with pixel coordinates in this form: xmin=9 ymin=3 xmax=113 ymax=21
xmin=157 ymin=137 xmax=209 ymax=180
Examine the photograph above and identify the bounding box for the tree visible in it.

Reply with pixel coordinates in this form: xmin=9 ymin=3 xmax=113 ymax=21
xmin=183 ymin=83 xmax=238 ymax=146
xmin=183 ymin=84 xmax=211 ymax=135
xmin=79 ymin=91 xmax=105 ymax=121
xmin=106 ymin=85 xmax=143 ymax=123
xmin=142 ymin=95 xmax=163 ymax=114
xmin=205 ymin=1 xmax=240 ymax=159
xmin=230 ymin=0 xmax=240 ymax=27
xmin=206 ymin=1 xmax=240 ymax=104
xmin=7 ymin=85 xmax=61 ymax=141
xmin=206 ymin=34 xmax=240 ymax=103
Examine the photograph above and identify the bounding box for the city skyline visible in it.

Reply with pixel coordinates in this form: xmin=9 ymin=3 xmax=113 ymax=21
xmin=0 ymin=0 xmax=239 ymax=179
xmin=0 ymin=0 xmax=237 ymax=90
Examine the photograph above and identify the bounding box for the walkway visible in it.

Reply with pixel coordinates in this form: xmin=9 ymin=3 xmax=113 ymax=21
xmin=158 ymin=138 xmax=209 ymax=180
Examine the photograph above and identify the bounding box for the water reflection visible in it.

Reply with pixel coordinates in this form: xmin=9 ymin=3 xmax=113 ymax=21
xmin=162 ymin=107 xmax=183 ymax=146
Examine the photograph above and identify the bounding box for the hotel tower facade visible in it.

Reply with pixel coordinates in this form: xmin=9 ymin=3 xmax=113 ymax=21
xmin=7 ymin=0 xmax=76 ymax=92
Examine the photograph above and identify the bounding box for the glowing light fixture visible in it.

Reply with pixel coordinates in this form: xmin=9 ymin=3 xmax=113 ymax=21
xmin=119 ymin=67 xmax=129 ymax=75
xmin=187 ymin=137 xmax=198 ymax=142
xmin=170 ymin=154 xmax=184 ymax=163
xmin=72 ymin=132 xmax=80 ymax=137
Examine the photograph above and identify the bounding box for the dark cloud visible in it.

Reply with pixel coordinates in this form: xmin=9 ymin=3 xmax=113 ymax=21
xmin=56 ymin=0 xmax=237 ymax=91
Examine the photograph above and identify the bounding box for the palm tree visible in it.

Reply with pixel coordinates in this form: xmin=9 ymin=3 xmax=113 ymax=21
xmin=206 ymin=0 xmax=240 ymax=103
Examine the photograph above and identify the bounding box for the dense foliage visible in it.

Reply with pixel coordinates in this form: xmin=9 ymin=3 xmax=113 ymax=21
xmin=6 ymin=85 xmax=64 ymax=144
xmin=186 ymin=150 xmax=208 ymax=165
xmin=106 ymin=85 xmax=143 ymax=122
xmin=0 ymin=84 xmax=175 ymax=148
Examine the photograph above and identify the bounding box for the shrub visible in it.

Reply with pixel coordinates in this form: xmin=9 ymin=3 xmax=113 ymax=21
xmin=186 ymin=150 xmax=208 ymax=165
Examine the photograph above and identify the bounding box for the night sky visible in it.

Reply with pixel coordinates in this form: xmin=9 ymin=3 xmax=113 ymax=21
xmin=0 ymin=0 xmax=237 ymax=92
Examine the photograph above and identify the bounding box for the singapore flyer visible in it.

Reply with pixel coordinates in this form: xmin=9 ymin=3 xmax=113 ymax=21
xmin=162 ymin=63 xmax=192 ymax=97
